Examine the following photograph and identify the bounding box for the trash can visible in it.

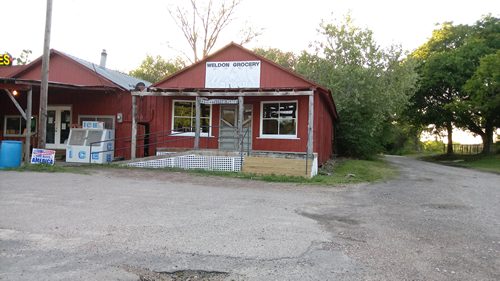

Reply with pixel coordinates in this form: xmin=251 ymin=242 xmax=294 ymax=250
xmin=0 ymin=140 xmax=23 ymax=169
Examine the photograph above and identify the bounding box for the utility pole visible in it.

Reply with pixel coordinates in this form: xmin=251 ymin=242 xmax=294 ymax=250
xmin=38 ymin=0 xmax=53 ymax=148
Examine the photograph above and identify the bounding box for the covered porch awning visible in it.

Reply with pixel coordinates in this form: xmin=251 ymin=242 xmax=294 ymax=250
xmin=129 ymin=87 xmax=316 ymax=167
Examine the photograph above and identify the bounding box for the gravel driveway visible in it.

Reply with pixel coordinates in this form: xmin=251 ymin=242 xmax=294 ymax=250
xmin=0 ymin=156 xmax=499 ymax=280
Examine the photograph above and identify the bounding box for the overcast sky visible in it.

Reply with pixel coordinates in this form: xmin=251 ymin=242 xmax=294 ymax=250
xmin=2 ymin=0 xmax=499 ymax=72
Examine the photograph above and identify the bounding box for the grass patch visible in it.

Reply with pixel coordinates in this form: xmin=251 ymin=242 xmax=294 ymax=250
xmin=3 ymin=163 xmax=88 ymax=174
xmin=3 ymin=157 xmax=398 ymax=186
xmin=315 ymin=157 xmax=398 ymax=185
xmin=185 ymin=157 xmax=397 ymax=185
xmin=421 ymin=153 xmax=500 ymax=173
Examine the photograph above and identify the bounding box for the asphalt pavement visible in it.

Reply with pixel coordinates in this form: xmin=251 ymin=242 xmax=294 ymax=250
xmin=0 ymin=156 xmax=498 ymax=280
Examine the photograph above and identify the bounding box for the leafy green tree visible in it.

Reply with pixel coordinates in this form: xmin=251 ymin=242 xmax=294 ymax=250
xmin=296 ymin=15 xmax=418 ymax=158
xmin=409 ymin=23 xmax=472 ymax=154
xmin=129 ymin=55 xmax=185 ymax=83
xmin=461 ymin=51 xmax=500 ymax=153
xmin=253 ymin=48 xmax=297 ymax=70
xmin=409 ymin=16 xmax=499 ymax=154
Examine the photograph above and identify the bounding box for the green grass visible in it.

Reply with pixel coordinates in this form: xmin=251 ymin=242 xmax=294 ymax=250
xmin=3 ymin=163 xmax=89 ymax=174
xmin=314 ymin=158 xmax=398 ymax=185
xmin=421 ymin=153 xmax=500 ymax=173
xmin=3 ymin=158 xmax=398 ymax=186
xmin=185 ymin=157 xmax=397 ymax=185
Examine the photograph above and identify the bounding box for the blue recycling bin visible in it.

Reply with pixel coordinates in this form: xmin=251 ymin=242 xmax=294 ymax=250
xmin=0 ymin=140 xmax=23 ymax=169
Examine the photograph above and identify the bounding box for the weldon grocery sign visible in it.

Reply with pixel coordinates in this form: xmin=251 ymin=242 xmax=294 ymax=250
xmin=205 ymin=60 xmax=261 ymax=88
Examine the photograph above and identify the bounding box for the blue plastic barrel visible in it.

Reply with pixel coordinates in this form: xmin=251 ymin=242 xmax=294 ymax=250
xmin=0 ymin=140 xmax=23 ymax=169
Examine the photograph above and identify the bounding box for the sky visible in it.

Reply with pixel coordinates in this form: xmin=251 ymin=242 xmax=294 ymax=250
xmin=2 ymin=0 xmax=499 ymax=73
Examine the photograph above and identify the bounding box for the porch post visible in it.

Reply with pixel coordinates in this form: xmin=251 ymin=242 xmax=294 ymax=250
xmin=25 ymin=88 xmax=32 ymax=164
xmin=194 ymin=96 xmax=201 ymax=150
xmin=131 ymin=95 xmax=137 ymax=160
xmin=238 ymin=96 xmax=244 ymax=152
xmin=307 ymin=94 xmax=314 ymax=156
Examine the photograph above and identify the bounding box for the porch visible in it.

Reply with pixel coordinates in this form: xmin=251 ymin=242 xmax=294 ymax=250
xmin=125 ymin=88 xmax=318 ymax=176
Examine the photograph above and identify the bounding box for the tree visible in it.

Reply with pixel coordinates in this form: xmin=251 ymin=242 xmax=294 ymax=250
xmin=15 ymin=49 xmax=32 ymax=65
xmin=129 ymin=55 xmax=185 ymax=83
xmin=462 ymin=51 xmax=500 ymax=153
xmin=409 ymin=23 xmax=472 ymax=154
xmin=169 ymin=0 xmax=260 ymax=63
xmin=253 ymin=48 xmax=297 ymax=70
xmin=296 ymin=15 xmax=418 ymax=158
xmin=409 ymin=16 xmax=499 ymax=154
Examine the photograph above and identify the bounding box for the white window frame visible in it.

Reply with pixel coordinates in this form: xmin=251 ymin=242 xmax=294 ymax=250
xmin=78 ymin=115 xmax=115 ymax=130
xmin=171 ymin=100 xmax=212 ymax=137
xmin=3 ymin=115 xmax=37 ymax=137
xmin=259 ymin=100 xmax=298 ymax=139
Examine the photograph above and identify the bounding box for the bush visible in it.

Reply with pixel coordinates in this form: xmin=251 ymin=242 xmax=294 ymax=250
xmin=422 ymin=140 xmax=445 ymax=153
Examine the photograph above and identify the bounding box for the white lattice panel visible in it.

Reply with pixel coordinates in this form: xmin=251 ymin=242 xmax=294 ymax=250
xmin=126 ymin=154 xmax=243 ymax=172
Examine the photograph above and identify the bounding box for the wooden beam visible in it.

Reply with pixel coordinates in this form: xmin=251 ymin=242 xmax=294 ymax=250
xmin=194 ymin=96 xmax=201 ymax=150
xmin=25 ymin=88 xmax=32 ymax=164
xmin=238 ymin=96 xmax=244 ymax=152
xmin=131 ymin=90 xmax=314 ymax=97
xmin=131 ymin=95 xmax=137 ymax=160
xmin=307 ymin=95 xmax=314 ymax=156
xmin=4 ymin=89 xmax=27 ymax=120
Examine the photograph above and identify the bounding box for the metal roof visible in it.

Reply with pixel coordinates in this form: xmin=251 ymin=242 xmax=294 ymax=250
xmin=62 ymin=52 xmax=151 ymax=91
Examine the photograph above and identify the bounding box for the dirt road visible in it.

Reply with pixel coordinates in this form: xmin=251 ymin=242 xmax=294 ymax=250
xmin=0 ymin=156 xmax=498 ymax=280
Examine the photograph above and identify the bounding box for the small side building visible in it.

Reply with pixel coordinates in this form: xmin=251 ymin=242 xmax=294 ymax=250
xmin=0 ymin=49 xmax=151 ymax=160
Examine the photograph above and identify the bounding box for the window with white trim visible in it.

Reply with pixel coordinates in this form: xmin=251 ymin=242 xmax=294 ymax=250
xmin=261 ymin=101 xmax=297 ymax=137
xmin=3 ymin=115 xmax=37 ymax=136
xmin=78 ymin=115 xmax=115 ymax=129
xmin=172 ymin=100 xmax=211 ymax=135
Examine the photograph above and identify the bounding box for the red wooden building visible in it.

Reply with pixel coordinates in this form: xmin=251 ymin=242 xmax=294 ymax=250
xmin=0 ymin=49 xmax=151 ymax=160
xmin=133 ymin=43 xmax=338 ymax=166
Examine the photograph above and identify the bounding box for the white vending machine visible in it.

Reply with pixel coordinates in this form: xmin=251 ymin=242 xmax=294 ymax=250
xmin=66 ymin=122 xmax=115 ymax=164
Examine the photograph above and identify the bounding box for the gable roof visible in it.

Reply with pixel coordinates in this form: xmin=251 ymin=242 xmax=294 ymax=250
xmin=153 ymin=42 xmax=328 ymax=91
xmin=4 ymin=49 xmax=151 ymax=91
xmin=0 ymin=65 xmax=28 ymax=78
xmin=153 ymin=42 xmax=337 ymax=119
xmin=62 ymin=52 xmax=151 ymax=90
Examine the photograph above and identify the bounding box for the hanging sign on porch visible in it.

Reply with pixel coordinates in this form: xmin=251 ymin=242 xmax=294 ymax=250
xmin=30 ymin=148 xmax=56 ymax=165
xmin=205 ymin=60 xmax=261 ymax=88
xmin=200 ymin=98 xmax=239 ymax=105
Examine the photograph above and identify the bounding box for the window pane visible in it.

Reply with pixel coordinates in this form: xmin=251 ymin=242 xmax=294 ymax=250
xmin=96 ymin=117 xmax=114 ymax=129
xmin=6 ymin=117 xmax=21 ymax=135
xmin=279 ymin=103 xmax=296 ymax=118
xmin=201 ymin=118 xmax=210 ymax=133
xmin=222 ymin=108 xmax=235 ymax=126
xmin=201 ymin=104 xmax=210 ymax=117
xmin=173 ymin=117 xmax=192 ymax=132
xmin=174 ymin=101 xmax=193 ymax=117
xmin=30 ymin=117 xmax=37 ymax=132
xmin=279 ymin=119 xmax=296 ymax=135
xmin=262 ymin=119 xmax=278 ymax=134
xmin=263 ymin=103 xmax=279 ymax=118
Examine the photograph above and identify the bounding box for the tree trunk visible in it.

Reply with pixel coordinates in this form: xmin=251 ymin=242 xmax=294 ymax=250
xmin=446 ymin=122 xmax=453 ymax=155
xmin=481 ymin=121 xmax=494 ymax=154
